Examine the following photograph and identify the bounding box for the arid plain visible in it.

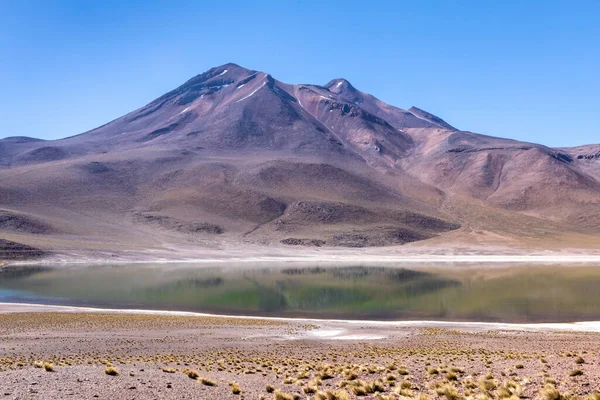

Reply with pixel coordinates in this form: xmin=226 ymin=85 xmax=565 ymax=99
xmin=2 ymin=305 xmax=600 ymax=399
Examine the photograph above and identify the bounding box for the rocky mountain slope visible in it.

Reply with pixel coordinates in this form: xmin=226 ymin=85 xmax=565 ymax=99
xmin=0 ymin=63 xmax=598 ymax=255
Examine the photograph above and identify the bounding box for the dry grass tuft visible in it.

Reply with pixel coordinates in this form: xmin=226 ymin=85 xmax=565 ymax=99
xmin=303 ymin=385 xmax=317 ymax=394
xmin=436 ymin=384 xmax=461 ymax=400
xmin=230 ymin=381 xmax=242 ymax=395
xmin=184 ymin=369 xmax=199 ymax=379
xmin=200 ymin=377 xmax=217 ymax=386
xmin=539 ymin=385 xmax=565 ymax=400
xmin=104 ymin=366 xmax=119 ymax=376
xmin=274 ymin=390 xmax=295 ymax=400
xmin=326 ymin=390 xmax=351 ymax=400
xmin=569 ymin=369 xmax=583 ymax=377
xmin=446 ymin=372 xmax=458 ymax=381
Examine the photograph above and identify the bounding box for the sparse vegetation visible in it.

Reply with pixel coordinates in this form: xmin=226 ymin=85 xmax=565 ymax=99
xmin=200 ymin=377 xmax=217 ymax=386
xmin=569 ymin=369 xmax=584 ymax=377
xmin=445 ymin=371 xmax=458 ymax=381
xmin=539 ymin=385 xmax=565 ymax=400
xmin=185 ymin=369 xmax=199 ymax=379
xmin=274 ymin=390 xmax=294 ymax=400
xmin=230 ymin=381 xmax=242 ymax=395
xmin=436 ymin=384 xmax=460 ymax=400
xmin=0 ymin=311 xmax=598 ymax=399
xmin=104 ymin=366 xmax=119 ymax=376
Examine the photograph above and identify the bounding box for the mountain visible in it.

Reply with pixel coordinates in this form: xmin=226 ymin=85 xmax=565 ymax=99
xmin=1 ymin=63 xmax=599 ymax=257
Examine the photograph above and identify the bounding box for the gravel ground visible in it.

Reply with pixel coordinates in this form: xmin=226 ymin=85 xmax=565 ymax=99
xmin=1 ymin=310 xmax=600 ymax=399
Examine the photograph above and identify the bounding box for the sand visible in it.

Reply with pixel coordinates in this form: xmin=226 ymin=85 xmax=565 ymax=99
xmin=6 ymin=245 xmax=600 ymax=267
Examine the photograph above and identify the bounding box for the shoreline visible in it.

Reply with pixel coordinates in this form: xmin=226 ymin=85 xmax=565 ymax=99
xmin=6 ymin=253 xmax=600 ymax=267
xmin=3 ymin=301 xmax=600 ymax=333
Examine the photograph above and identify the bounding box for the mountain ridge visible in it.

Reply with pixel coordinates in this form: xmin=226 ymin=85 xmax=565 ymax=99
xmin=1 ymin=63 xmax=599 ymax=256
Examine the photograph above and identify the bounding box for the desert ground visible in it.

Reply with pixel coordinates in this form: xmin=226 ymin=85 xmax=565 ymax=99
xmin=1 ymin=304 xmax=600 ymax=400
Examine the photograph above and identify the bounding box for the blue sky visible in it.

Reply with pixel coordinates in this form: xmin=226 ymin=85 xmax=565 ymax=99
xmin=1 ymin=0 xmax=598 ymax=147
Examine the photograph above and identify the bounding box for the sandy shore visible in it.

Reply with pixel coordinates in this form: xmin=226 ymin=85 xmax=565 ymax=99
xmin=1 ymin=304 xmax=600 ymax=399
xmin=5 ymin=238 xmax=600 ymax=267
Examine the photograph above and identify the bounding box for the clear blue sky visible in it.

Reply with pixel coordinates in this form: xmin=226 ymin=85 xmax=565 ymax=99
xmin=1 ymin=0 xmax=598 ymax=147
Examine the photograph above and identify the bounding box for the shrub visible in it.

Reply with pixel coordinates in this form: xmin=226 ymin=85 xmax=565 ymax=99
xmin=539 ymin=385 xmax=562 ymax=400
xmin=352 ymin=385 xmax=367 ymax=396
xmin=370 ymin=381 xmax=385 ymax=393
xmin=446 ymin=372 xmax=458 ymax=381
xmin=274 ymin=390 xmax=294 ymax=400
xmin=570 ymin=369 xmax=584 ymax=377
xmin=345 ymin=371 xmax=358 ymax=380
xmin=230 ymin=382 xmax=242 ymax=395
xmin=479 ymin=377 xmax=497 ymax=391
xmin=200 ymin=377 xmax=216 ymax=386
xmin=186 ymin=369 xmax=199 ymax=379
xmin=303 ymin=385 xmax=317 ymax=394
xmin=318 ymin=370 xmax=335 ymax=380
xmin=436 ymin=384 xmax=460 ymax=400
xmin=325 ymin=390 xmax=350 ymax=400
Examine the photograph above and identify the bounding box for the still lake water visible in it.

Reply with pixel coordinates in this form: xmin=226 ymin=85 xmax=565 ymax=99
xmin=1 ymin=262 xmax=599 ymax=323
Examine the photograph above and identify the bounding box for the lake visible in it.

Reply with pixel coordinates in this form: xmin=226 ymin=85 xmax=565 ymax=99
xmin=1 ymin=262 xmax=599 ymax=323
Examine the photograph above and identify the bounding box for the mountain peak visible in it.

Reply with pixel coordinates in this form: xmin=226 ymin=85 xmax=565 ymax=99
xmin=207 ymin=62 xmax=253 ymax=75
xmin=325 ymin=78 xmax=356 ymax=94
xmin=189 ymin=63 xmax=256 ymax=83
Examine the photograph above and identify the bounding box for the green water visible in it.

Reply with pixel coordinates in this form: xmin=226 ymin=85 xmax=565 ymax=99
xmin=0 ymin=262 xmax=599 ymax=322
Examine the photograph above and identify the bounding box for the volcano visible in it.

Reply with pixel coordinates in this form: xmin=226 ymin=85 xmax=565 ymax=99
xmin=1 ymin=63 xmax=599 ymax=255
